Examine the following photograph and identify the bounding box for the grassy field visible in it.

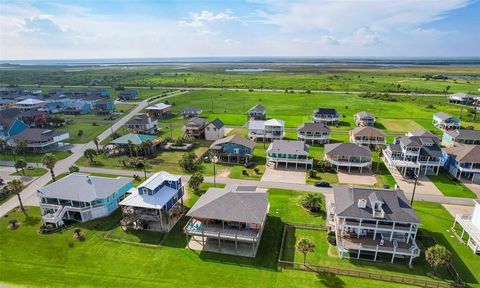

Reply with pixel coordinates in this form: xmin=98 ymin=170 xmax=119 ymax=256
xmin=0 ymin=150 xmax=71 ymax=162
xmin=428 ymin=170 xmax=477 ymax=198
xmin=10 ymin=167 xmax=48 ymax=177
xmin=59 ymin=121 xmax=111 ymax=144
xmin=0 ymin=188 xmax=416 ymax=288
xmin=2 ymin=64 xmax=479 ymax=94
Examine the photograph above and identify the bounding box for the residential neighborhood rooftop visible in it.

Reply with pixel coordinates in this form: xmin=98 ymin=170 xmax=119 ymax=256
xmin=325 ymin=143 xmax=372 ymax=157
xmin=267 ymin=140 xmax=309 ymax=155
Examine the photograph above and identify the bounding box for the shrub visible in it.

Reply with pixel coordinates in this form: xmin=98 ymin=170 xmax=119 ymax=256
xmin=327 ymin=231 xmax=336 ymax=246
xmin=308 ymin=169 xmax=317 ymax=178
xmin=301 ymin=193 xmax=322 ymax=213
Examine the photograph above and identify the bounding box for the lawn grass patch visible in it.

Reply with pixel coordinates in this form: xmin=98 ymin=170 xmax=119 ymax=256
xmin=428 ymin=170 xmax=477 ymax=198
xmin=0 ymin=150 xmax=71 ymax=162
xmin=10 ymin=167 xmax=48 ymax=177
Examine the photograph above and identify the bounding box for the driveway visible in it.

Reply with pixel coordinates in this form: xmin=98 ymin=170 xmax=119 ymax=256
xmin=386 ymin=164 xmax=443 ymax=196
xmin=261 ymin=167 xmax=306 ymax=184
xmin=461 ymin=181 xmax=480 ymax=198
xmin=337 ymin=171 xmax=377 ymax=186
xmin=442 ymin=204 xmax=474 ymax=218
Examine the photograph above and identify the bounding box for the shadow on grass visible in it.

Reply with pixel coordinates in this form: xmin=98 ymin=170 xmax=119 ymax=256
xmin=317 ymin=273 xmax=346 ymax=288
xmin=374 ymin=122 xmax=386 ymax=130
xmin=23 ymin=215 xmax=41 ymax=226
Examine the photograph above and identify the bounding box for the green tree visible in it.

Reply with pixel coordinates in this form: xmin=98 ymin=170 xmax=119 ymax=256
xmin=69 ymin=165 xmax=80 ymax=173
xmin=7 ymin=179 xmax=25 ymax=213
xmin=179 ymin=152 xmax=202 ymax=173
xmin=42 ymin=153 xmax=57 ymax=182
xmin=301 ymin=193 xmax=322 ymax=213
xmin=188 ymin=172 xmax=204 ymax=193
xmin=127 ymin=140 xmax=134 ymax=157
xmin=426 ymin=245 xmax=451 ymax=276
xmin=93 ymin=137 xmax=100 ymax=152
xmin=14 ymin=159 xmax=27 ymax=175
xmin=15 ymin=140 xmax=27 ymax=155
xmin=83 ymin=148 xmax=97 ymax=164
xmin=296 ymin=238 xmax=315 ymax=264
xmin=308 ymin=169 xmax=317 ymax=179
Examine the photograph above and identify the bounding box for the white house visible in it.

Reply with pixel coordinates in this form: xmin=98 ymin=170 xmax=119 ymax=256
xmin=452 ymin=199 xmax=480 ymax=254
xmin=205 ymin=118 xmax=225 ymax=141
xmin=248 ymin=119 xmax=285 ymax=142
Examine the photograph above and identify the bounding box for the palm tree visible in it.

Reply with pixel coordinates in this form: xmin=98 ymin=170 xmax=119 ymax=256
xmin=426 ymin=245 xmax=451 ymax=276
xmin=7 ymin=179 xmax=25 ymax=213
xmin=301 ymin=193 xmax=322 ymax=212
xmin=127 ymin=140 xmax=133 ymax=157
xmin=14 ymin=159 xmax=27 ymax=175
xmin=93 ymin=137 xmax=100 ymax=152
xmin=375 ymin=144 xmax=385 ymax=172
xmin=296 ymin=238 xmax=315 ymax=264
xmin=16 ymin=140 xmax=27 ymax=155
xmin=42 ymin=153 xmax=57 ymax=182
xmin=0 ymin=138 xmax=6 ymax=153
xmin=83 ymin=148 xmax=97 ymax=164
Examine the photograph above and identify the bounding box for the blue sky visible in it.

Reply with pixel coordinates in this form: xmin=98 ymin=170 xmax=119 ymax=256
xmin=1 ymin=0 xmax=479 ymax=60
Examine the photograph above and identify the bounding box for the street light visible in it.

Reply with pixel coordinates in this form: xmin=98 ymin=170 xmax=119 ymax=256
xmin=212 ymin=155 xmax=218 ymax=188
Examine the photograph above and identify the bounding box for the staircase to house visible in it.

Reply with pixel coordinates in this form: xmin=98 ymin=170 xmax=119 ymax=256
xmin=42 ymin=205 xmax=68 ymax=225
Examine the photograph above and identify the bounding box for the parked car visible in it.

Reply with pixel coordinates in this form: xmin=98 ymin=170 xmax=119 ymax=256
xmin=314 ymin=181 xmax=330 ymax=188
xmin=203 ymin=156 xmax=210 ymax=163
xmin=27 ymin=164 xmax=34 ymax=170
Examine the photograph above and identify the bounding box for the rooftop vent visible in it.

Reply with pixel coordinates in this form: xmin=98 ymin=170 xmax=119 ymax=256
xmin=86 ymin=176 xmax=92 ymax=184
xmin=357 ymin=199 xmax=367 ymax=209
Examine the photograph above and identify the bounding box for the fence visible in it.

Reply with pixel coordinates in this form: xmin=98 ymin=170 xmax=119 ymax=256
xmin=278 ymin=223 xmax=465 ymax=288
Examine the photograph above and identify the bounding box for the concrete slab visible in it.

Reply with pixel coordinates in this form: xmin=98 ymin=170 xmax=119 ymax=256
xmin=462 ymin=182 xmax=480 ymax=198
xmin=386 ymin=164 xmax=443 ymax=196
xmin=337 ymin=171 xmax=377 ymax=186
xmin=261 ymin=167 xmax=306 ymax=184
xmin=442 ymin=204 xmax=474 ymax=218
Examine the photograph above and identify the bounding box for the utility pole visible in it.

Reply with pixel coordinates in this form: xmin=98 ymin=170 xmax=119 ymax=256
xmin=410 ymin=174 xmax=419 ymax=206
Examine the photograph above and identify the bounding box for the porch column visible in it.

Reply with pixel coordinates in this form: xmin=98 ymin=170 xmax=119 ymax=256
xmin=409 ymin=255 xmax=414 ymax=266
xmin=389 ymin=222 xmax=396 ymax=241
xmin=202 ymin=230 xmax=205 ymax=247
xmin=373 ymin=220 xmax=379 ymax=240
xmin=235 ymin=235 xmax=238 ymax=254
xmin=185 ymin=233 xmax=189 ymax=248
xmin=391 ymin=246 xmax=397 ymax=263
xmin=374 ymin=245 xmax=379 ymax=261
xmin=357 ymin=219 xmax=362 ymax=238
xmin=218 ymin=232 xmax=222 ymax=251
xmin=407 ymin=224 xmax=413 ymax=244
xmin=357 ymin=249 xmax=361 ymax=259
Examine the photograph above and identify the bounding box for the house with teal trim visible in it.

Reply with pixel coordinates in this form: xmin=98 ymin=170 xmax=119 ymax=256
xmin=442 ymin=130 xmax=480 ymax=147
xmin=432 ymin=112 xmax=460 ymax=131
xmin=38 ymin=173 xmax=133 ymax=227
xmin=209 ymin=134 xmax=256 ymax=164
xmin=267 ymin=140 xmax=313 ymax=170
xmin=93 ymin=98 xmax=115 ymax=115
xmin=119 ymin=171 xmax=185 ymax=232
xmin=442 ymin=145 xmax=480 ymax=184
xmin=0 ymin=108 xmax=28 ymax=139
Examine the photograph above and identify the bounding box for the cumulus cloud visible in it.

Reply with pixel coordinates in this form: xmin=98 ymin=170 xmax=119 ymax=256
xmin=179 ymin=10 xmax=237 ymax=35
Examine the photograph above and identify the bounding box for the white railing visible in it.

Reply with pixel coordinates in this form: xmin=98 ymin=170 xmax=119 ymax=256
xmin=325 ymin=157 xmax=372 ymax=167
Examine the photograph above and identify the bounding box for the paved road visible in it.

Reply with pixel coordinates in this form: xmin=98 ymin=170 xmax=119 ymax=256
xmin=78 ymin=166 xmax=476 ymax=206
xmin=0 ymin=90 xmax=186 ymax=217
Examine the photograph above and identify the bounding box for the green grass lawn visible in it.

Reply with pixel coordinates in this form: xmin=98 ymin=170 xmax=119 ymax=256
xmin=59 ymin=121 xmax=111 ymax=144
xmin=10 ymin=167 xmax=48 ymax=177
xmin=0 ymin=188 xmax=414 ymax=288
xmin=428 ymin=170 xmax=477 ymax=198
xmin=413 ymin=201 xmax=480 ymax=287
xmin=0 ymin=150 xmax=72 ymax=162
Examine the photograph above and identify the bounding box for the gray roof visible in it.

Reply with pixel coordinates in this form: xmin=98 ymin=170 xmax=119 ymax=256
xmin=186 ymin=186 xmax=269 ymax=224
xmin=267 ymin=140 xmax=309 ymax=156
xmin=333 ymin=186 xmax=421 ymax=224
xmin=350 ymin=126 xmax=385 ymax=137
xmin=187 ymin=117 xmax=208 ymax=126
xmin=444 ymin=145 xmax=480 ymax=163
xmin=324 ymin=143 xmax=372 ymax=157
xmin=126 ymin=114 xmax=152 ymax=125
xmin=445 ymin=129 xmax=480 ymax=141
xmin=11 ymin=128 xmax=67 ymax=142
xmin=434 ymin=112 xmax=454 ymax=121
xmin=314 ymin=108 xmax=338 ymax=115
xmin=298 ymin=122 xmax=330 ymax=133
xmin=38 ymin=173 xmax=132 ymax=202
xmin=248 ymin=104 xmax=266 ymax=113
xmin=209 ymin=118 xmax=224 ymax=129
xmin=355 ymin=111 xmax=375 ymax=119
xmin=408 ymin=130 xmax=437 ymax=138
xmin=210 ymin=134 xmax=256 ymax=150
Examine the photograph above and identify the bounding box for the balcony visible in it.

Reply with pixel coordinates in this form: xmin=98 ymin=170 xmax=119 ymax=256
xmin=325 ymin=156 xmax=372 ymax=167
xmin=184 ymin=218 xmax=261 ymax=243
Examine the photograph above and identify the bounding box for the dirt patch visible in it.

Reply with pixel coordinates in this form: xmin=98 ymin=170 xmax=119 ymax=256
xmin=337 ymin=171 xmax=377 ymax=186
xmin=261 ymin=167 xmax=306 ymax=184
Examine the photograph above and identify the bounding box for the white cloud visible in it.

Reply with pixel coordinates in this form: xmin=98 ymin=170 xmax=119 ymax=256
xmin=179 ymin=10 xmax=237 ymax=35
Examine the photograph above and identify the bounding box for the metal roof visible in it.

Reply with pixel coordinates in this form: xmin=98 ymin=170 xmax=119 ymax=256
xmin=444 ymin=145 xmax=480 ymax=163
xmin=298 ymin=122 xmax=330 ymax=133
xmin=267 ymin=140 xmax=309 ymax=155
xmin=110 ymin=133 xmax=156 ymax=145
xmin=137 ymin=171 xmax=181 ymax=191
xmin=325 ymin=143 xmax=372 ymax=157
xmin=350 ymin=126 xmax=385 ymax=137
xmin=210 ymin=134 xmax=256 ymax=150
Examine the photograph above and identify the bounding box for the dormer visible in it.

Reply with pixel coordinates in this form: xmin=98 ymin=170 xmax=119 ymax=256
xmin=368 ymin=192 xmax=385 ymax=218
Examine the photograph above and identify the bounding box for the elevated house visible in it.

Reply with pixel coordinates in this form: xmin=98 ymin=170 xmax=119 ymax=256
xmin=185 ymin=117 xmax=208 ymax=139
xmin=297 ymin=122 xmax=330 ymax=144
xmin=181 ymin=107 xmax=202 ymax=118
xmin=209 ymin=135 xmax=255 ymax=164
xmin=63 ymin=100 xmax=91 ymax=115
xmin=0 ymin=99 xmax=15 ymax=111
xmin=184 ymin=185 xmax=269 ymax=257
xmin=247 ymin=104 xmax=266 ymax=120
xmin=354 ymin=111 xmax=376 ymax=127
xmin=432 ymin=112 xmax=460 ymax=131
xmin=452 ymin=199 xmax=480 ymax=253
xmin=146 ymin=103 xmax=172 ymax=119
xmin=349 ymin=126 xmax=386 ymax=147
xmin=14 ymin=98 xmax=46 ymax=111
xmin=38 ymin=102 xmax=65 ymax=114
xmin=93 ymin=98 xmax=115 ymax=115
xmin=328 ymin=186 xmax=421 ymax=265
xmin=119 ymin=171 xmax=185 ymax=232
xmin=248 ymin=119 xmax=285 ymax=142
xmin=19 ymin=110 xmax=49 ymax=127
xmin=125 ymin=114 xmax=158 ymax=135
xmin=38 ymin=173 xmax=133 ymax=227
xmin=383 ymin=135 xmax=443 ymax=176
xmin=313 ymin=108 xmax=339 ymax=125
xmin=109 ymin=133 xmax=157 ymax=154
xmin=205 ymin=118 xmax=225 ymax=141
xmin=9 ymin=128 xmax=69 ymax=152
xmin=0 ymin=109 xmax=27 ymax=139
xmin=324 ymin=143 xmax=373 ymax=173
xmin=267 ymin=140 xmax=312 ymax=170
xmin=442 ymin=130 xmax=480 ymax=147
xmin=442 ymin=145 xmax=480 ymax=183
xmin=118 ymin=90 xmax=139 ymax=101
xmin=449 ymin=93 xmax=476 ymax=106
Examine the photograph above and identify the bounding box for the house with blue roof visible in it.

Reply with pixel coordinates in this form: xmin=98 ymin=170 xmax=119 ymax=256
xmin=209 ymin=134 xmax=256 ymax=164
xmin=38 ymin=173 xmax=133 ymax=227
xmin=119 ymin=171 xmax=185 ymax=232
xmin=0 ymin=109 xmax=28 ymax=139
xmin=432 ymin=112 xmax=460 ymax=131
